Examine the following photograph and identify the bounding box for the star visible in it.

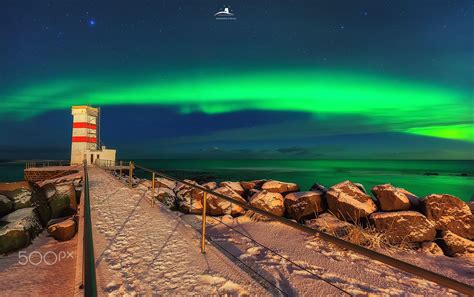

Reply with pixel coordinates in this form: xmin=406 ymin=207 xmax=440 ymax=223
xmin=88 ymin=19 xmax=96 ymax=27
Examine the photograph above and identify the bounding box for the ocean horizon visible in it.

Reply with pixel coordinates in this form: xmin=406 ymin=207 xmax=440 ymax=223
xmin=2 ymin=159 xmax=472 ymax=202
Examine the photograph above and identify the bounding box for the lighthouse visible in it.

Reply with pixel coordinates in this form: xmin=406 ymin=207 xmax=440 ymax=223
xmin=70 ymin=105 xmax=116 ymax=165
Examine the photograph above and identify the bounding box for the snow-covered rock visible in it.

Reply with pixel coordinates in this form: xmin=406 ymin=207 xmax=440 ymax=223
xmin=261 ymin=180 xmax=299 ymax=194
xmin=326 ymin=180 xmax=377 ymax=221
xmin=220 ymin=181 xmax=245 ymax=196
xmin=0 ymin=195 xmax=13 ymax=217
xmin=249 ymin=190 xmax=285 ymax=217
xmin=175 ymin=180 xmax=204 ymax=214
xmin=284 ymin=191 xmax=326 ymax=221
xmin=422 ymin=194 xmax=474 ymax=240
xmin=371 ymin=184 xmax=412 ymax=211
xmin=44 ymin=182 xmax=75 ymax=219
xmin=0 ymin=208 xmax=42 ymax=254
xmin=439 ymin=230 xmax=474 ymax=258
xmin=370 ymin=211 xmax=436 ymax=244
xmin=206 ymin=187 xmax=246 ymax=217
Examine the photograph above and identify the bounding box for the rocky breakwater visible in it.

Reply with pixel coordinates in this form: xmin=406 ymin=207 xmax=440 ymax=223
xmin=138 ymin=176 xmax=474 ymax=260
xmin=0 ymin=176 xmax=82 ymax=254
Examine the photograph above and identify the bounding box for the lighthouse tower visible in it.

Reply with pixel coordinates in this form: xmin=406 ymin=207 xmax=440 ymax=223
xmin=70 ymin=105 xmax=116 ymax=165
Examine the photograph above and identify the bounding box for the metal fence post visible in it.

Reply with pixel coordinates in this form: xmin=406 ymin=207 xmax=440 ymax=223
xmin=119 ymin=160 xmax=123 ymax=177
xmin=128 ymin=161 xmax=133 ymax=188
xmin=201 ymin=192 xmax=207 ymax=254
xmin=151 ymin=172 xmax=155 ymax=208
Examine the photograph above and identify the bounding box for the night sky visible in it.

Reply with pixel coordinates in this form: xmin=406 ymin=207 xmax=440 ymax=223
xmin=1 ymin=1 xmax=473 ymax=159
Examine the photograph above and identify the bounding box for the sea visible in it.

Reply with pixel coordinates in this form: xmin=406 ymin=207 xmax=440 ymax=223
xmin=2 ymin=159 xmax=473 ymax=202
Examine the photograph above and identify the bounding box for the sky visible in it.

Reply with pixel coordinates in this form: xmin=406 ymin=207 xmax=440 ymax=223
xmin=0 ymin=0 xmax=473 ymax=159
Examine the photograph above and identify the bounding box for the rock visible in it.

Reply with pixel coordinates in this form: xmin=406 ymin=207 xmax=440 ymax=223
xmin=249 ymin=190 xmax=285 ymax=217
xmin=284 ymin=191 xmax=326 ymax=221
xmin=174 ymin=179 xmax=196 ymax=193
xmin=308 ymin=183 xmax=328 ymax=193
xmin=155 ymin=178 xmax=177 ymax=190
xmin=202 ymin=182 xmax=217 ymax=190
xmin=261 ymin=180 xmax=299 ymax=194
xmin=439 ymin=230 xmax=474 ymax=258
xmin=370 ymin=211 xmax=436 ymax=244
xmin=422 ymin=194 xmax=474 ymax=240
xmin=325 ymin=181 xmax=377 ymax=221
xmin=1 ymin=188 xmax=33 ymax=210
xmin=0 ymin=195 xmax=13 ymax=217
xmin=0 ymin=208 xmax=42 ymax=254
xmin=398 ymin=188 xmax=420 ymax=207
xmin=45 ymin=183 xmax=76 ymax=219
xmin=247 ymin=189 xmax=260 ymax=198
xmin=154 ymin=188 xmax=176 ymax=203
xmin=175 ymin=180 xmax=203 ymax=214
xmin=305 ymin=213 xmax=354 ymax=237
xmin=206 ymin=187 xmax=246 ymax=217
xmin=220 ymin=181 xmax=245 ymax=196
xmin=371 ymin=184 xmax=411 ymax=211
xmin=241 ymin=180 xmax=267 ymax=191
xmin=421 ymin=242 xmax=444 ymax=256
xmin=47 ymin=218 xmax=76 ymax=241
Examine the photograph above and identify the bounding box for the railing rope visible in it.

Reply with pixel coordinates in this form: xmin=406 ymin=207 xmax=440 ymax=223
xmin=82 ymin=161 xmax=97 ymax=296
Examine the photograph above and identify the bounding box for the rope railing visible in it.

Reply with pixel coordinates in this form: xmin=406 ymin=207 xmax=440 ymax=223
xmin=97 ymin=160 xmax=474 ymax=296
xmin=25 ymin=160 xmax=70 ymax=169
xmin=82 ymin=161 xmax=98 ymax=296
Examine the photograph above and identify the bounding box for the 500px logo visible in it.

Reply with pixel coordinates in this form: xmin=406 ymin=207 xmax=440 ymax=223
xmin=18 ymin=251 xmax=74 ymax=266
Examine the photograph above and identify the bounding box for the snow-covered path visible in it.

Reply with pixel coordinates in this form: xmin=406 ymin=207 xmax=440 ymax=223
xmin=88 ymin=167 xmax=268 ymax=296
xmin=89 ymin=167 xmax=471 ymax=296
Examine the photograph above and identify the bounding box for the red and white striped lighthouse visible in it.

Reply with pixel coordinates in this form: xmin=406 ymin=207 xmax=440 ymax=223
xmin=70 ymin=105 xmax=99 ymax=164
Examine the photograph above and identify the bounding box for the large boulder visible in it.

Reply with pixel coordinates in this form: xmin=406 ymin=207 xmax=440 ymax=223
xmin=241 ymin=180 xmax=267 ymax=191
xmin=44 ymin=183 xmax=76 ymax=219
xmin=220 ymin=181 xmax=245 ymax=196
xmin=370 ymin=211 xmax=436 ymax=244
xmin=439 ymin=230 xmax=474 ymax=258
xmin=175 ymin=180 xmax=203 ymax=214
xmin=422 ymin=194 xmax=474 ymax=240
xmin=249 ymin=190 xmax=285 ymax=217
xmin=1 ymin=188 xmax=33 ymax=210
xmin=0 ymin=195 xmax=13 ymax=217
xmin=47 ymin=218 xmax=77 ymax=241
xmin=206 ymin=187 xmax=246 ymax=217
xmin=325 ymin=181 xmax=377 ymax=221
xmin=0 ymin=208 xmax=42 ymax=254
xmin=305 ymin=213 xmax=354 ymax=237
xmin=284 ymin=191 xmax=326 ymax=221
xmin=261 ymin=180 xmax=299 ymax=194
xmin=371 ymin=184 xmax=411 ymax=211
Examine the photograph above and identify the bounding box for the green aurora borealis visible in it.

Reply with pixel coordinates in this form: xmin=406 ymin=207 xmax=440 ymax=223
xmin=2 ymin=69 xmax=472 ymax=142
xmin=1 ymin=1 xmax=473 ymax=159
